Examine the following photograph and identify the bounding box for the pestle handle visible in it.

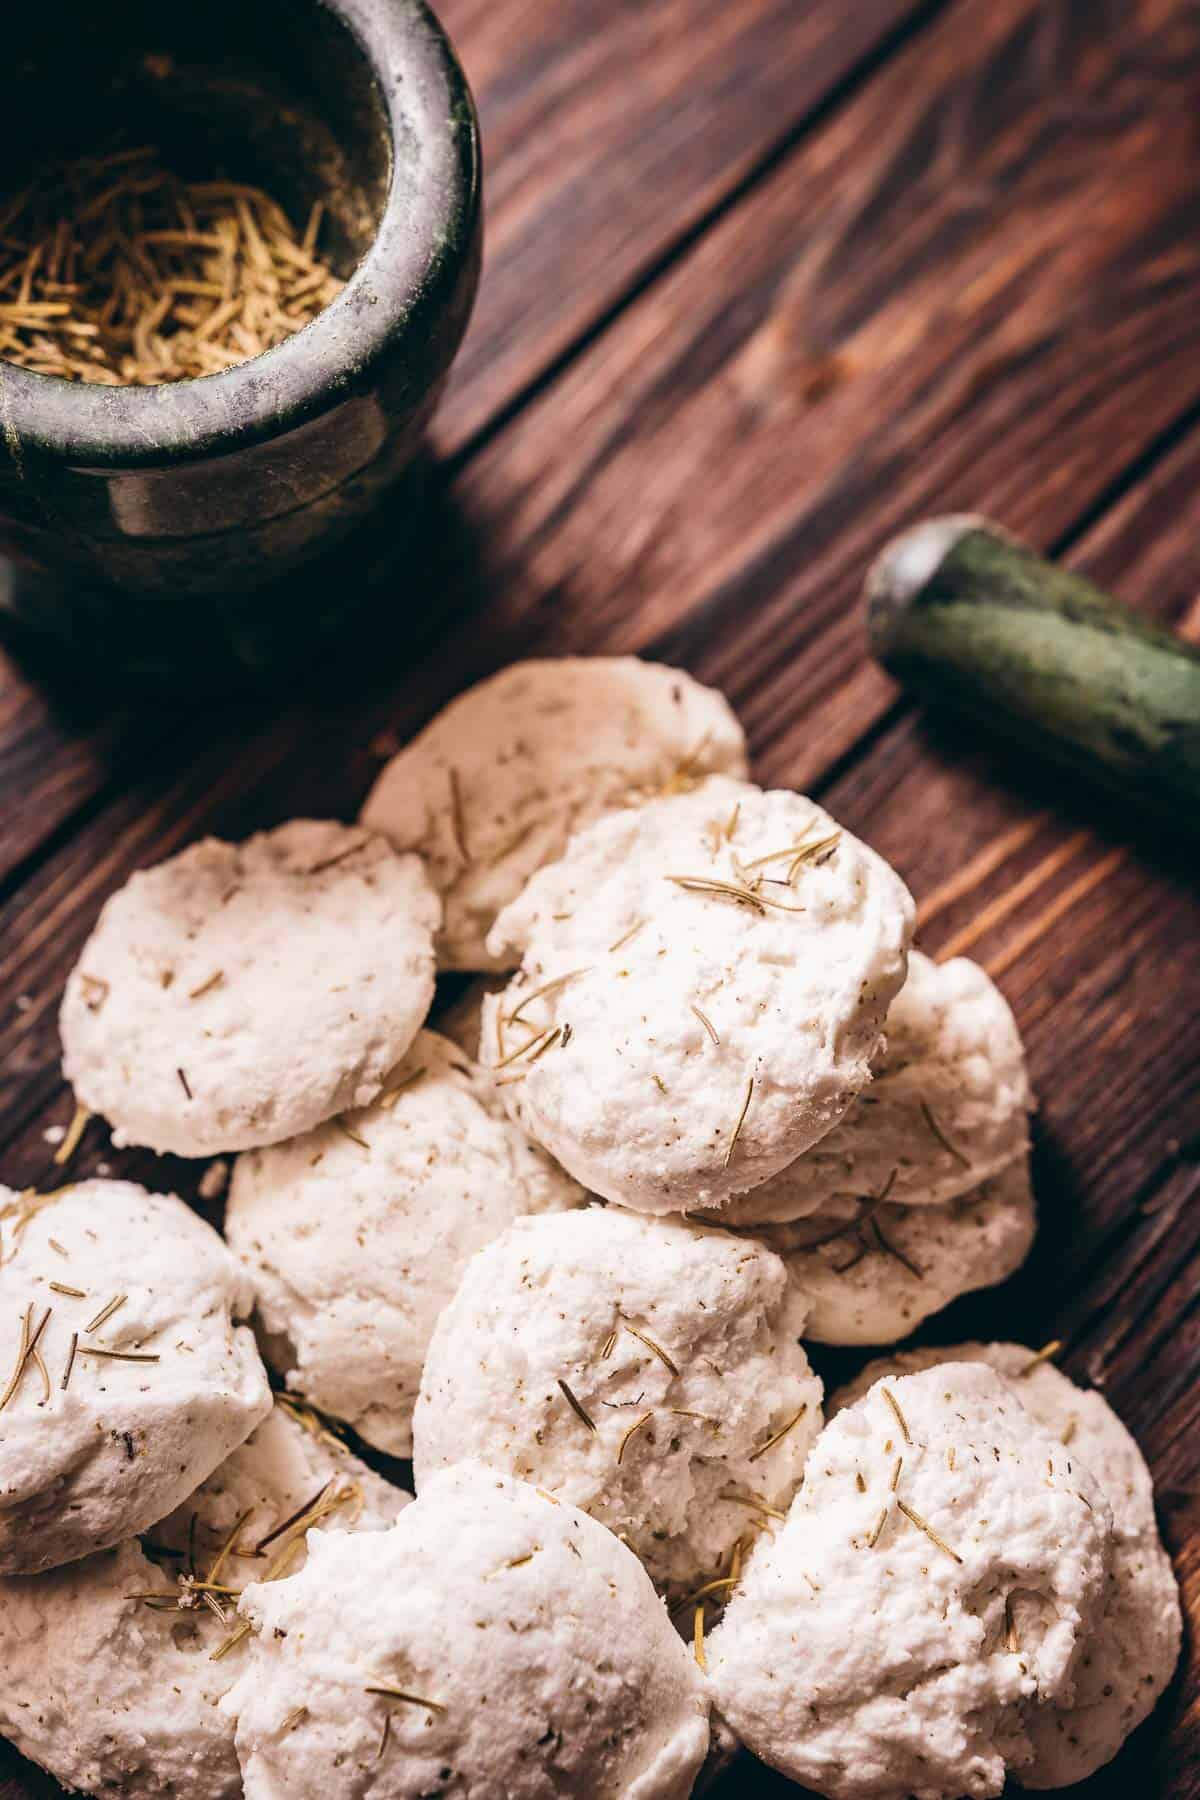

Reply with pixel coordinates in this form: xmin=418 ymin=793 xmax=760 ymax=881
xmin=866 ymin=517 xmax=1200 ymax=826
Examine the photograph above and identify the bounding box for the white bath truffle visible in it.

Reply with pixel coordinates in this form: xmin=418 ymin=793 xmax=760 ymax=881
xmin=832 ymin=1343 xmax=1181 ymax=1788
xmin=717 ymin=951 xmax=1032 ymax=1225
xmin=224 ymin=1461 xmax=709 ymax=1798
xmin=0 ymin=1180 xmax=271 ymax=1574
xmin=361 ymin=656 xmax=748 ymax=971
xmin=758 ymin=1159 xmax=1036 ymax=1345
xmin=706 ymin=1363 xmax=1113 ymax=1800
xmin=413 ymin=1206 xmax=822 ymax=1595
xmin=61 ymin=820 xmax=439 ymax=1156
xmin=0 ymin=1403 xmax=407 ymax=1799
xmin=482 ymin=778 xmax=913 ymax=1212
xmin=226 ymin=1030 xmax=584 ymax=1456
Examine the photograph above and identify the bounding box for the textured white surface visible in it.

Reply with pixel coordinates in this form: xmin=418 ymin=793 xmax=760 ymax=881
xmin=706 ymin=1363 xmax=1113 ymax=1799
xmin=481 ymin=777 xmax=914 ymax=1212
xmin=758 ymin=1159 xmax=1036 ymax=1344
xmin=361 ymin=656 xmax=748 ymax=970
xmin=0 ymin=1404 xmax=407 ymax=1799
xmin=0 ymin=1180 xmax=271 ymax=1573
xmin=61 ymin=820 xmax=439 ymax=1156
xmin=224 ymin=1462 xmax=711 ymax=1799
xmin=832 ymin=1343 xmax=1182 ymax=1788
xmin=413 ymin=1206 xmax=822 ymax=1595
xmin=226 ymin=1030 xmax=584 ymax=1455
xmin=717 ymin=951 xmax=1031 ymax=1224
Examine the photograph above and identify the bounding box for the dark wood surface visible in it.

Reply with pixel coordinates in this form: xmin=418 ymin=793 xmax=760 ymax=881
xmin=2 ymin=1 xmax=1199 ymax=1794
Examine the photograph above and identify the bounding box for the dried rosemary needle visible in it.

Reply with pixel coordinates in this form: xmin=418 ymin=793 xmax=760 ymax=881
xmin=0 ymin=144 xmax=344 ymax=386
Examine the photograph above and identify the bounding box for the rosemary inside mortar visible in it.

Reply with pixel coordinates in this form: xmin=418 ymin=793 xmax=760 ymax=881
xmin=0 ymin=144 xmax=344 ymax=385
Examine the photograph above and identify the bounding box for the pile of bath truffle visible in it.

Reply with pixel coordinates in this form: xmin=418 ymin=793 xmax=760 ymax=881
xmin=0 ymin=658 xmax=1179 ymax=1800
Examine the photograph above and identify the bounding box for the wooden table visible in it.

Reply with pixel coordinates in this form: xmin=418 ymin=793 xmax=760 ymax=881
xmin=2 ymin=1 xmax=1199 ymax=1794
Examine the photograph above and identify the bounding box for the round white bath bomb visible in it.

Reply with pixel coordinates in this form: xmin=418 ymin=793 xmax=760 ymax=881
xmin=481 ymin=777 xmax=914 ymax=1212
xmin=223 ymin=1461 xmax=711 ymax=1799
xmin=758 ymin=1159 xmax=1036 ymax=1345
xmin=226 ymin=1030 xmax=585 ymax=1456
xmin=832 ymin=1343 xmax=1182 ymax=1788
xmin=360 ymin=656 xmax=748 ymax=971
xmin=0 ymin=1180 xmax=271 ymax=1574
xmin=60 ymin=820 xmax=440 ymax=1156
xmin=0 ymin=1402 xmax=408 ymax=1799
xmin=413 ymin=1206 xmax=823 ymax=1595
xmin=717 ymin=950 xmax=1032 ymax=1224
xmin=705 ymin=1362 xmax=1114 ymax=1800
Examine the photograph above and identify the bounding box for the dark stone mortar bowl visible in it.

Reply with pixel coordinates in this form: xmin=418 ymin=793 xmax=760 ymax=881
xmin=0 ymin=0 xmax=481 ymax=683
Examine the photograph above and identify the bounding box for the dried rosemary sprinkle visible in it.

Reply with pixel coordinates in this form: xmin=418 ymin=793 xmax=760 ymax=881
xmin=865 ymin=1508 xmax=889 ymax=1550
xmin=0 ymin=147 xmax=344 ymax=385
xmin=609 ymin=919 xmax=645 ymax=954
xmin=880 ymin=1387 xmax=912 ymax=1445
xmin=723 ymin=1076 xmax=755 ymax=1169
xmin=896 ymin=1498 xmax=963 ymax=1564
xmin=617 ymin=1409 xmax=654 ymax=1465
xmin=619 ymin=1319 xmax=680 ymax=1377
xmin=557 ymin=1378 xmax=597 ymax=1435
xmin=920 ymin=1100 xmax=971 ymax=1170
xmin=1019 ymin=1339 xmax=1063 ymax=1377
xmin=85 ymin=1293 xmax=126 ymax=1334
xmin=379 ymin=1066 xmax=427 ymax=1109
xmin=528 ymin=1026 xmax=564 ymax=1063
xmin=667 ymin=874 xmax=766 ymax=914
xmin=79 ymin=974 xmax=110 ymax=1012
xmin=210 ymin=1620 xmax=253 ymax=1663
xmin=306 ymin=838 xmax=368 ymax=875
xmin=253 ymin=1480 xmax=334 ymax=1555
xmin=507 ymin=968 xmax=591 ymax=1028
xmin=447 ymin=767 xmax=469 ymax=860
xmin=30 ymin=1334 xmax=51 ymax=1404
xmin=690 ymin=1003 xmax=720 ymax=1046
xmin=494 ymin=1023 xmax=560 ymax=1071
xmin=890 ymin=1456 xmax=904 ymax=1492
xmin=364 ymin=1684 xmax=445 ymax=1715
xmin=749 ymin=1404 xmax=809 ymax=1463
xmin=80 ymin=1346 xmax=159 ymax=1363
xmin=188 ymin=970 xmax=225 ymax=1000
xmin=334 ymin=1117 xmax=371 ymax=1151
xmin=177 ymin=1068 xmax=193 ymax=1100
xmin=207 ymin=1507 xmax=255 ymax=1585
xmin=693 ymin=1603 xmax=707 ymax=1672
xmin=48 ymin=1282 xmax=85 ymax=1298
xmin=0 ymin=1304 xmax=51 ymax=1412
xmin=60 ymin=1331 xmax=78 ymax=1391
xmin=870 ymin=1216 xmax=924 ymax=1281
xmin=720 ymin=1490 xmax=787 ymax=1522
xmin=53 ymin=1103 xmax=90 ymax=1167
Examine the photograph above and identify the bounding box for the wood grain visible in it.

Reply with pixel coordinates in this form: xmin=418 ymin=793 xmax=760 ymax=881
xmin=806 ymin=423 xmax=1200 ymax=1797
xmin=5 ymin=0 xmax=1200 ymax=909
xmin=1 ymin=0 xmax=1199 ymax=1794
xmin=434 ymin=0 xmax=932 ymax=448
xmin=0 ymin=0 xmax=929 ymax=893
